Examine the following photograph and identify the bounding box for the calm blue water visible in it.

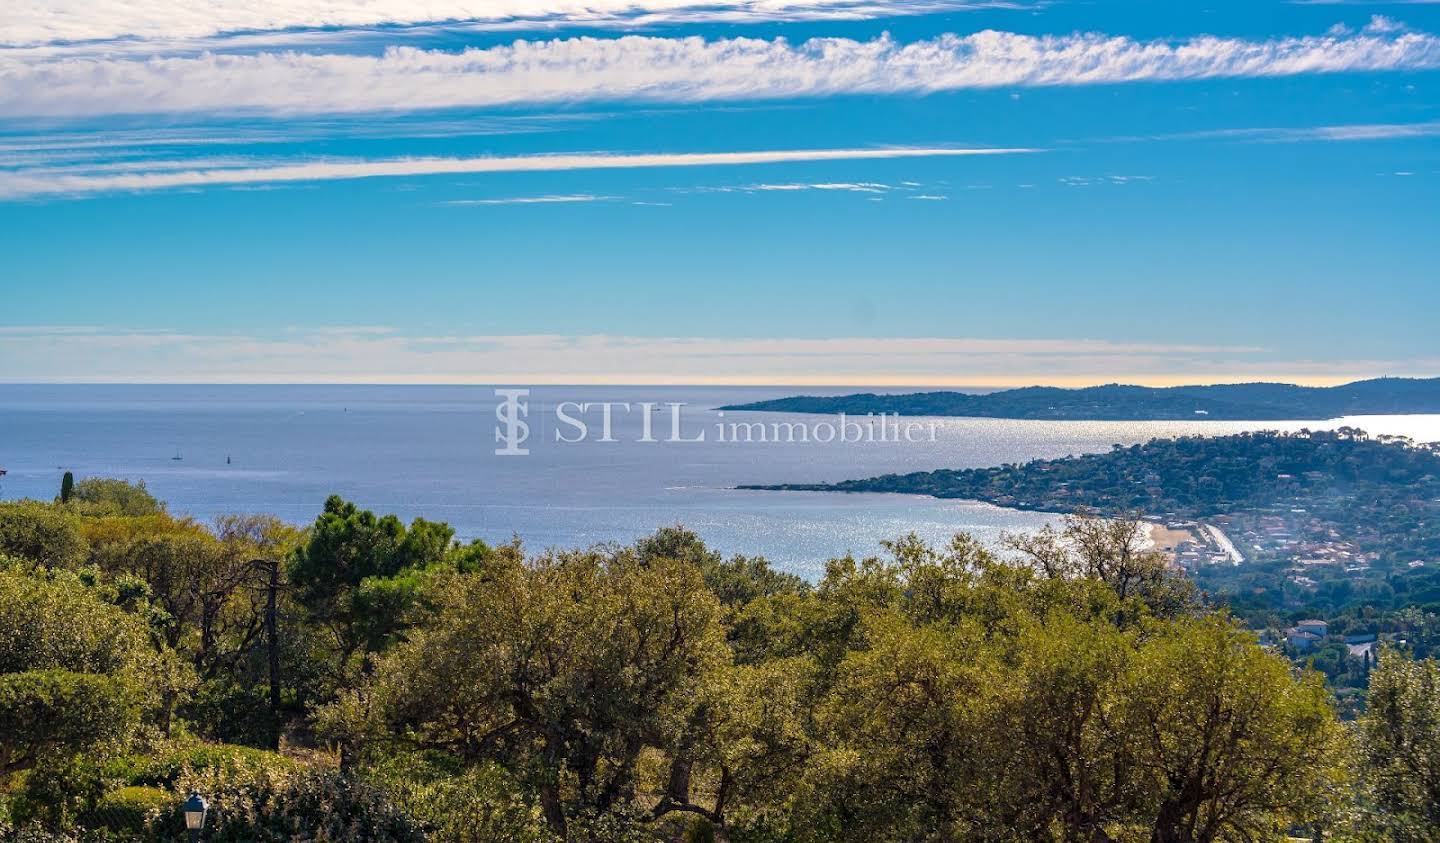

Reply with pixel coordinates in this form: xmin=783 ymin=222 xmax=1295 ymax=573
xmin=4 ymin=385 xmax=1439 ymax=578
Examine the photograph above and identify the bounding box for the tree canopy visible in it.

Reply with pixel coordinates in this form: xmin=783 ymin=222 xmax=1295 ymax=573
xmin=0 ymin=488 xmax=1433 ymax=843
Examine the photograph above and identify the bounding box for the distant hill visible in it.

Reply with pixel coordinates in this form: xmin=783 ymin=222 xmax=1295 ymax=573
xmin=719 ymin=377 xmax=1440 ymax=420
xmin=741 ymin=427 xmax=1440 ymax=568
xmin=742 ymin=428 xmax=1440 ymax=514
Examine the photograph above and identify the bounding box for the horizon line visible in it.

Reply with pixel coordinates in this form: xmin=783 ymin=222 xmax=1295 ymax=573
xmin=1 ymin=374 xmax=1434 ymax=389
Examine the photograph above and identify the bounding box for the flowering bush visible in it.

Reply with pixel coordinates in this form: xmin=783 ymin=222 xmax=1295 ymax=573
xmin=147 ymin=763 xmax=423 ymax=842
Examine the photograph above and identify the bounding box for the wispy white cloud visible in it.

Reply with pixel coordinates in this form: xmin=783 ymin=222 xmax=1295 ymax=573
xmin=446 ymin=193 xmax=617 ymax=205
xmin=681 ymin=181 xmax=898 ymax=194
xmin=751 ymin=182 xmax=890 ymax=193
xmin=1180 ymin=120 xmax=1440 ymax=143
xmin=2 ymin=0 xmax=1032 ymax=48
xmin=1059 ymin=174 xmax=1154 ymax=186
xmin=1101 ymin=118 xmax=1440 ymax=148
xmin=0 ymin=156 xmax=262 ymax=175
xmin=4 ymin=26 xmax=1440 ymax=119
xmin=0 ymin=115 xmax=603 ymax=159
xmin=0 ymin=325 xmax=1327 ymax=386
xmin=0 ymin=146 xmax=1032 ymax=199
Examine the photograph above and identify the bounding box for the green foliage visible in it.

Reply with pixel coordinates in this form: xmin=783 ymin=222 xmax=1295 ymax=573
xmin=58 ymin=475 xmax=74 ymax=506
xmin=635 ymin=526 xmax=807 ymax=610
xmin=788 ymin=429 xmax=1440 ymax=519
xmin=4 ymin=741 xmax=298 ymax=836
xmin=0 ymin=504 xmax=86 ymax=569
xmin=447 ymin=538 xmax=493 ymax=575
xmin=1357 ymin=649 xmax=1440 ymax=838
xmin=0 ymin=820 xmax=101 ymax=842
xmin=339 ymin=541 xmax=730 ymax=836
xmin=0 ymin=672 xmax=137 ymax=782
xmin=81 ymin=511 xmax=299 ymax=742
xmin=68 ymin=479 xmax=164 ymax=518
xmin=79 ymin=786 xmax=171 ymax=836
xmin=681 ymin=817 xmax=715 ymax=843
xmin=720 ymin=522 xmax=1346 ymax=842
xmin=127 ymin=742 xmax=297 ymax=790
xmin=291 ymin=496 xmax=455 ymax=608
xmin=1117 ymin=618 xmax=1346 ymax=839
xmin=289 ymin=496 xmax=460 ymax=685
xmin=92 ymin=531 xmax=225 ymax=651
xmin=150 ymin=764 xmax=424 ymax=842
xmin=367 ymin=756 xmax=556 ymax=843
xmin=182 ymin=681 xmax=281 ymax=749
xmin=0 ymin=570 xmax=168 ymax=784
xmin=1 ymin=491 xmax=1433 ymax=841
xmin=0 ymin=569 xmax=158 ymax=677
xmin=772 ymin=429 xmax=1440 ymax=628
xmin=5 ymin=755 xmax=121 ymax=831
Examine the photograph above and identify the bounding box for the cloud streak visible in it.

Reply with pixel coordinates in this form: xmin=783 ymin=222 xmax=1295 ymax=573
xmin=3 ymin=325 xmax=1432 ymax=386
xmin=4 ymin=26 xmax=1439 ymax=119
xmin=3 ymin=0 xmax=1029 ymax=48
xmin=446 ymin=193 xmax=617 ymax=205
xmin=681 ymin=181 xmax=897 ymax=194
xmin=0 ymin=326 xmax=1331 ymax=386
xmin=1169 ymin=119 xmax=1440 ymax=143
xmin=0 ymin=146 xmax=1031 ymax=199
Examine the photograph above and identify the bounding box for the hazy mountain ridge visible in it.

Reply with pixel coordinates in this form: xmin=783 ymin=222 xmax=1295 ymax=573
xmin=718 ymin=377 xmax=1440 ymax=420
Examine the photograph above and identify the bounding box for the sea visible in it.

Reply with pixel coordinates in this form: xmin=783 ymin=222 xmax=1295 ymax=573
xmin=3 ymin=384 xmax=1439 ymax=580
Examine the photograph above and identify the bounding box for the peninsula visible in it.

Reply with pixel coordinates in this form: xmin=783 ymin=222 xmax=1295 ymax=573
xmin=719 ymin=377 xmax=1440 ymax=420
xmin=742 ymin=428 xmax=1440 ymax=592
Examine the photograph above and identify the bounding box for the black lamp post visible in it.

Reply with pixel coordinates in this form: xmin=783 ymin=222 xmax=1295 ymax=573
xmin=182 ymin=793 xmax=208 ymax=841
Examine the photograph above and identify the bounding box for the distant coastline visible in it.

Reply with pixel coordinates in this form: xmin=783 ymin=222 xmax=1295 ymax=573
xmin=741 ymin=428 xmax=1440 ymax=580
xmin=718 ymin=377 xmax=1440 ymax=421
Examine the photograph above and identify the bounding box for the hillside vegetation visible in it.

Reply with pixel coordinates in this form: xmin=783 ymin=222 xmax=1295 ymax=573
xmin=0 ymin=483 xmax=1438 ymax=841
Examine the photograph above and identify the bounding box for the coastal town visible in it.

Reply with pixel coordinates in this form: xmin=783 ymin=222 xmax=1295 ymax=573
xmin=1147 ymin=510 xmax=1391 ymax=588
xmin=1144 ymin=520 xmax=1244 ymax=569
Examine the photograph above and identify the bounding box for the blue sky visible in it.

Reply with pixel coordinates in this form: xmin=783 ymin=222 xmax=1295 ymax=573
xmin=1 ymin=0 xmax=1438 ymax=385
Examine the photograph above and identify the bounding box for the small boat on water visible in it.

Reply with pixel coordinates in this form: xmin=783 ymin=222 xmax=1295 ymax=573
xmin=172 ymin=449 xmax=183 ymax=461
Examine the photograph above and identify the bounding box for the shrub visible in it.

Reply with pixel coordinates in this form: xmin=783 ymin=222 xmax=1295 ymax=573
xmin=4 ymin=756 xmax=118 ymax=831
xmin=369 ymin=757 xmax=555 ymax=843
xmin=80 ymin=786 xmax=171 ymax=836
xmin=0 ymin=820 xmax=94 ymax=842
xmin=128 ymin=743 xmax=294 ymax=789
xmin=69 ymin=480 xmax=165 ymax=519
xmin=0 ymin=672 xmax=138 ymax=786
xmin=5 ymin=744 xmax=297 ymax=840
xmin=178 ymin=682 xmax=281 ymax=749
xmin=146 ymin=764 xmax=424 ymax=842
xmin=0 ymin=504 xmax=86 ymax=570
xmin=0 ymin=571 xmax=155 ymax=677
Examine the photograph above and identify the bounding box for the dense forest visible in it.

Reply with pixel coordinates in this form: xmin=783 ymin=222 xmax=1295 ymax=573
xmin=721 ymin=377 xmax=1440 ymax=420
xmin=745 ymin=428 xmax=1440 ymax=561
xmin=744 ymin=427 xmax=1440 ymax=511
xmin=3 ymin=480 xmax=1440 ymax=841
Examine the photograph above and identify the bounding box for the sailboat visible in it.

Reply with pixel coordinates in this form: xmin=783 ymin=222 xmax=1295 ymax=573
xmin=172 ymin=448 xmax=183 ymax=461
